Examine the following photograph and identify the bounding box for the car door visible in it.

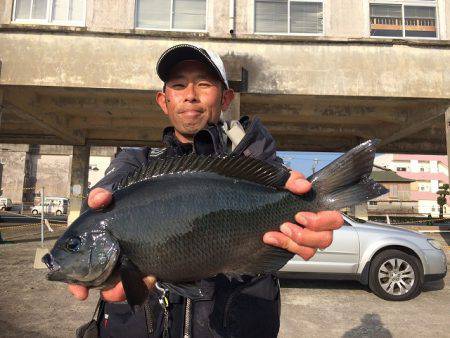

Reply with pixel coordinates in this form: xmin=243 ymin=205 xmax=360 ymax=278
xmin=280 ymin=220 xmax=360 ymax=274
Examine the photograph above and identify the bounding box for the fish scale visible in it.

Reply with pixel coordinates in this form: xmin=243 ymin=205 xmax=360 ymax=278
xmin=109 ymin=173 xmax=294 ymax=282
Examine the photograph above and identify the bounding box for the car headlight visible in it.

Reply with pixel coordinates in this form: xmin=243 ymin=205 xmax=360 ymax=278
xmin=427 ymin=239 xmax=443 ymax=250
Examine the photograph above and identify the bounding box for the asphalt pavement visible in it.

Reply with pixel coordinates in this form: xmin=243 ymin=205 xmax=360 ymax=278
xmin=0 ymin=240 xmax=448 ymax=338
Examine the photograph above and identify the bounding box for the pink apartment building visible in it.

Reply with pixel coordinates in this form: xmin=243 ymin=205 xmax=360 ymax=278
xmin=374 ymin=154 xmax=449 ymax=217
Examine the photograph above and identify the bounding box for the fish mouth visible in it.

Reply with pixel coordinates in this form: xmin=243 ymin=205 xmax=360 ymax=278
xmin=42 ymin=253 xmax=63 ymax=281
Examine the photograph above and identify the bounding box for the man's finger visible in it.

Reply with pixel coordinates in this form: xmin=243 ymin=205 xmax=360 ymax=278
xmin=284 ymin=170 xmax=311 ymax=195
xmin=88 ymin=188 xmax=113 ymax=209
xmin=100 ymin=276 xmax=156 ymax=303
xmin=263 ymin=232 xmax=317 ymax=261
xmin=68 ymin=284 xmax=89 ymax=301
xmin=295 ymin=211 xmax=343 ymax=231
xmin=280 ymin=222 xmax=333 ymax=250
xmin=101 ymin=281 xmax=126 ymax=302
xmin=143 ymin=276 xmax=157 ymax=289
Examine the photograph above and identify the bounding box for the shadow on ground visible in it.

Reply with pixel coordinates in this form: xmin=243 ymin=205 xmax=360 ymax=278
xmin=279 ymin=278 xmax=371 ymax=292
xmin=342 ymin=313 xmax=392 ymax=338
xmin=423 ymin=278 xmax=445 ymax=292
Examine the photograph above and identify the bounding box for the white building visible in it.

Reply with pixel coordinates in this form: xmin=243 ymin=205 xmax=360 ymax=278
xmin=375 ymin=154 xmax=449 ymax=217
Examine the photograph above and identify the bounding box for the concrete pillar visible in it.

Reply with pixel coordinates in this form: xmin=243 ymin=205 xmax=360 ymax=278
xmin=446 ymin=107 xmax=450 ymax=182
xmin=350 ymin=203 xmax=369 ymax=220
xmin=68 ymin=145 xmax=90 ymax=224
xmin=222 ymin=92 xmax=241 ymax=121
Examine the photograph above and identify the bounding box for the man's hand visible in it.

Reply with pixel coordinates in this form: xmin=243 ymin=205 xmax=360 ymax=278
xmin=263 ymin=171 xmax=343 ymax=260
xmin=68 ymin=187 xmax=156 ymax=302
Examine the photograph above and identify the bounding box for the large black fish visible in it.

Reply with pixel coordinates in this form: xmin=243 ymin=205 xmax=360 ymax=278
xmin=43 ymin=140 xmax=387 ymax=308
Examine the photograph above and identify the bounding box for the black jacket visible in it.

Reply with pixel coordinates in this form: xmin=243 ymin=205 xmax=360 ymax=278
xmin=88 ymin=116 xmax=289 ymax=338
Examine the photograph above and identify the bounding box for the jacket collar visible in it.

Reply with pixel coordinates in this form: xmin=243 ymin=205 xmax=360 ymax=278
xmin=161 ymin=122 xmax=226 ymax=156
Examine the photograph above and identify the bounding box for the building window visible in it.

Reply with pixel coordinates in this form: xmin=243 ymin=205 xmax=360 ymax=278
xmin=13 ymin=0 xmax=85 ymax=24
xmin=397 ymin=167 xmax=407 ymax=171
xmin=369 ymin=201 xmax=378 ymax=205
xmin=136 ymin=0 xmax=207 ymax=31
xmin=255 ymin=0 xmax=323 ymax=35
xmin=389 ymin=184 xmax=398 ymax=198
xmin=370 ymin=1 xmax=437 ymax=38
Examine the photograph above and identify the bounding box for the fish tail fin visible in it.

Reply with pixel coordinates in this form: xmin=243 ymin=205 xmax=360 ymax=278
xmin=305 ymin=139 xmax=388 ymax=211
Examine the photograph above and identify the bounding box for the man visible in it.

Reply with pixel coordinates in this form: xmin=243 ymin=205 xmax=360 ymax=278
xmin=69 ymin=44 xmax=343 ymax=337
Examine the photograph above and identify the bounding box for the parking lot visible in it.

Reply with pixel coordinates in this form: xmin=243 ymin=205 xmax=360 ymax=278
xmin=0 ymin=237 xmax=448 ymax=338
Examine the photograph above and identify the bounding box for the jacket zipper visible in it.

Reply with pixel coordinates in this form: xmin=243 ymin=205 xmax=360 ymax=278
xmin=183 ymin=298 xmax=192 ymax=338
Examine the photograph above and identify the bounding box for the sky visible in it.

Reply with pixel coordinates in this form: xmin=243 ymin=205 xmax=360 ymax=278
xmin=278 ymin=151 xmax=343 ymax=177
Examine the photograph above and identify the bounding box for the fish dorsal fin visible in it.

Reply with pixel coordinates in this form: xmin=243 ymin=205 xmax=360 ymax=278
xmin=116 ymin=154 xmax=290 ymax=191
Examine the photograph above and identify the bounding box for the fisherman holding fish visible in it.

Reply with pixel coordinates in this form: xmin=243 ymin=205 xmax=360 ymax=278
xmin=62 ymin=45 xmax=347 ymax=337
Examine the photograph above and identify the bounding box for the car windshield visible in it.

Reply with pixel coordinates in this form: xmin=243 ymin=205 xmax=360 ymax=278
xmin=343 ymin=213 xmax=367 ymax=224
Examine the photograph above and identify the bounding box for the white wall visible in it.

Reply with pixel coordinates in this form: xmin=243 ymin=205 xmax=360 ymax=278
xmin=417 ymin=181 xmax=431 ymax=192
xmin=374 ymin=154 xmax=394 ymax=169
xmin=431 ymin=180 xmax=440 ymax=193
xmin=410 ymin=159 xmax=419 ymax=173
xmin=430 ymin=160 xmax=438 ymax=173
xmin=418 ymin=200 xmax=450 ymax=217
xmin=88 ymin=156 xmax=113 ymax=188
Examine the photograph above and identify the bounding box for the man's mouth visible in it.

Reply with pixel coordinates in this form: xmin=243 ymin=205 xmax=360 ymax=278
xmin=180 ymin=109 xmax=203 ymax=117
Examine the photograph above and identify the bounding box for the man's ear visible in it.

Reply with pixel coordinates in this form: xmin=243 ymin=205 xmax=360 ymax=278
xmin=221 ymin=89 xmax=235 ymax=111
xmin=156 ymin=91 xmax=168 ymax=116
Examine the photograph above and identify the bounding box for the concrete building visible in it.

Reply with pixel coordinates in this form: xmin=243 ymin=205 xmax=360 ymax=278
xmin=375 ymin=153 xmax=449 ymax=217
xmin=0 ymin=0 xmax=449 ymax=221
xmin=0 ymin=144 xmax=114 ymax=207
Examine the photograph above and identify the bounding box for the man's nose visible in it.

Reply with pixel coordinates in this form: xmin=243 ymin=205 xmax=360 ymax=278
xmin=184 ymin=83 xmax=198 ymax=102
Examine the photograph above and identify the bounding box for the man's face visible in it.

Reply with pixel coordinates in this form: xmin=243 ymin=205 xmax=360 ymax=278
xmin=156 ymin=60 xmax=234 ymax=143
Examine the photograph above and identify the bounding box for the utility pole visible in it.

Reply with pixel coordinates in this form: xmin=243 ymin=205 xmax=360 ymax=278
xmin=312 ymin=158 xmax=319 ymax=174
xmin=40 ymin=187 xmax=44 ymax=247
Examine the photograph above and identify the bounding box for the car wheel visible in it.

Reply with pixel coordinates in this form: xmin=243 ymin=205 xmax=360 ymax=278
xmin=56 ymin=210 xmax=62 ymax=216
xmin=369 ymin=249 xmax=423 ymax=301
xmin=32 ymin=210 xmax=38 ymax=215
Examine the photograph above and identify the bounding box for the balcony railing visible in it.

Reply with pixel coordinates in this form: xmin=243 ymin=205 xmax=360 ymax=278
xmin=368 ymin=201 xmax=419 ymax=215
xmin=370 ymin=17 xmax=436 ymax=32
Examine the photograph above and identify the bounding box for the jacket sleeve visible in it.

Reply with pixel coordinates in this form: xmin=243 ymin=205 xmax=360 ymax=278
xmin=81 ymin=147 xmax=149 ymax=212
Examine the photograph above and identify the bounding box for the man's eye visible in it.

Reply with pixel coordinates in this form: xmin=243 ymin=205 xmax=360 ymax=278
xmin=66 ymin=237 xmax=81 ymax=252
xmin=198 ymin=82 xmax=212 ymax=88
xmin=170 ymin=83 xmax=185 ymax=89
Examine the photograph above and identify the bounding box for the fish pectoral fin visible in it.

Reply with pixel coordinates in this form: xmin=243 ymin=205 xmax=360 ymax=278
xmin=119 ymin=257 xmax=149 ymax=313
xmin=159 ymin=281 xmax=209 ymax=300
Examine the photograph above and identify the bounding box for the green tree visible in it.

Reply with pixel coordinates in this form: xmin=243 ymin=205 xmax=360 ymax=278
xmin=436 ymin=184 xmax=450 ymax=218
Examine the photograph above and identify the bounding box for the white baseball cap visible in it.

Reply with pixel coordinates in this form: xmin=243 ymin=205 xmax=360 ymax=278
xmin=156 ymin=44 xmax=229 ymax=89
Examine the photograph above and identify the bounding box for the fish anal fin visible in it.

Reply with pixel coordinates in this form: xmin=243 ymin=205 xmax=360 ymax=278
xmin=119 ymin=257 xmax=149 ymax=313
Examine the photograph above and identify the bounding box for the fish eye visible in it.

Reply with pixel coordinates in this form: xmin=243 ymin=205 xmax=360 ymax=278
xmin=65 ymin=237 xmax=81 ymax=252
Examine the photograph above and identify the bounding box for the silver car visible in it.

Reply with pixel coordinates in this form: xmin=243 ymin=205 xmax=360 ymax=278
xmin=279 ymin=214 xmax=447 ymax=301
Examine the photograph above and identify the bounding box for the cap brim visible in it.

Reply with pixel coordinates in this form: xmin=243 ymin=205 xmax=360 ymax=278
xmin=156 ymin=45 xmax=228 ymax=88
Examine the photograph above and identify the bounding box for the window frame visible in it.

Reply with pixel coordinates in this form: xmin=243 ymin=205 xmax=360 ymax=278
xmin=253 ymin=0 xmax=325 ymax=36
xmin=368 ymin=0 xmax=440 ymax=40
xmin=12 ymin=0 xmax=86 ymax=26
xmin=134 ymin=0 xmax=209 ymax=33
